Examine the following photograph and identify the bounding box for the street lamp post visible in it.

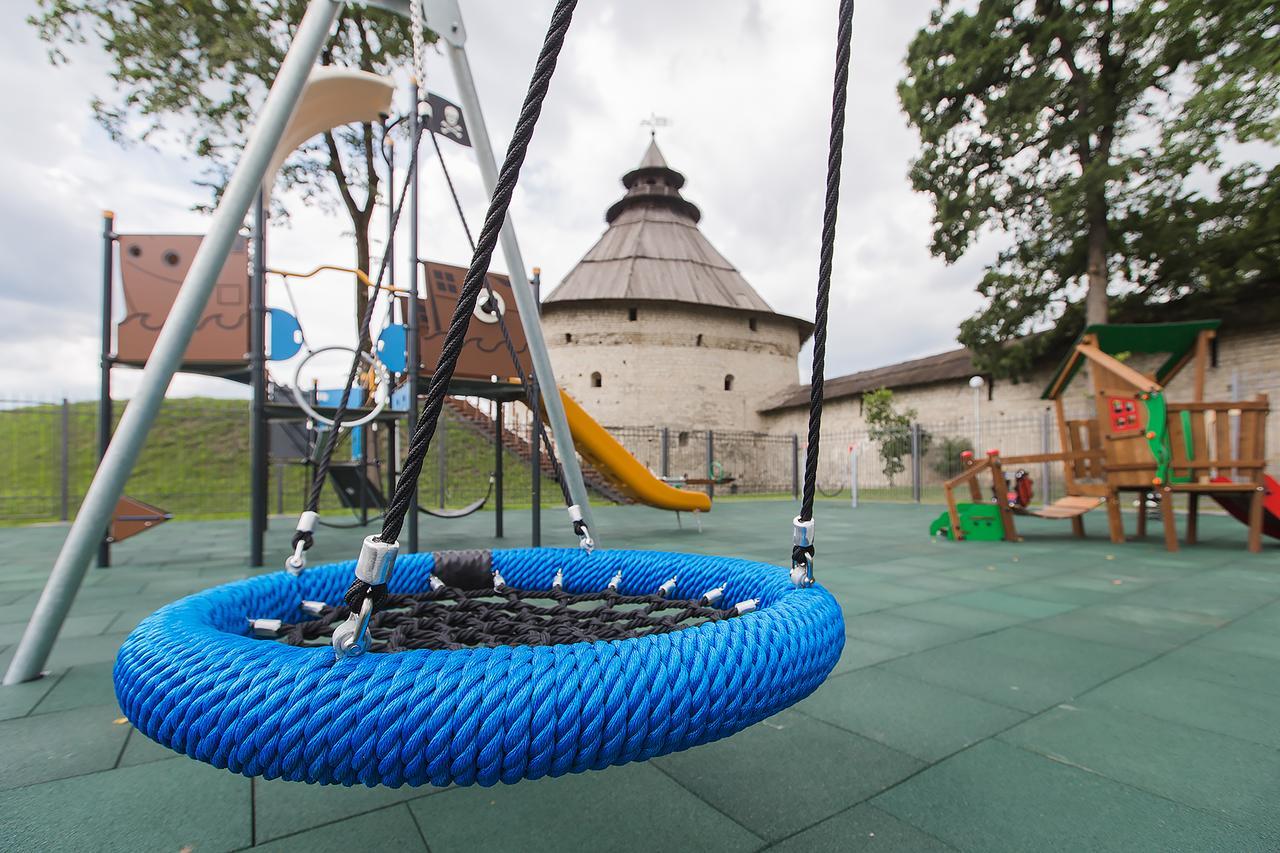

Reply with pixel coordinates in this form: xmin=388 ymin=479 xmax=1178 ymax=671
xmin=969 ymin=375 xmax=985 ymax=452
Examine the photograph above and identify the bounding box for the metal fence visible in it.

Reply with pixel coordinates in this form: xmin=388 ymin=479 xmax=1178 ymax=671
xmin=3 ymin=392 xmax=1276 ymax=526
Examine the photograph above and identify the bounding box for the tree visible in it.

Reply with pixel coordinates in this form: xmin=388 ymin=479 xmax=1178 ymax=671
xmin=864 ymin=388 xmax=931 ymax=485
xmin=931 ymin=435 xmax=975 ymax=479
xmin=899 ymin=0 xmax=1280 ymax=378
xmin=31 ymin=0 xmax=430 ymax=332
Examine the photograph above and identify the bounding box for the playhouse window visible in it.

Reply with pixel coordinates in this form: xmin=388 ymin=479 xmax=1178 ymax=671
xmin=591 ymin=371 xmax=602 ymax=388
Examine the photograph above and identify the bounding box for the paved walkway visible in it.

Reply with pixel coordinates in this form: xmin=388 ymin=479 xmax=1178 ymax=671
xmin=0 ymin=501 xmax=1277 ymax=851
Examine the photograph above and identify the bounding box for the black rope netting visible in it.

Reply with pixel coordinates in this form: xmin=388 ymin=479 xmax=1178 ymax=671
xmin=265 ymin=586 xmax=737 ymax=652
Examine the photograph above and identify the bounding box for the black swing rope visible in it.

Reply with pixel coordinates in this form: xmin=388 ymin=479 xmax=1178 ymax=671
xmin=794 ymin=0 xmax=854 ymax=575
xmin=289 ymin=116 xmax=428 ymax=559
xmin=377 ymin=0 xmax=579 ymax=550
xmin=428 ymin=126 xmax=578 ymax=514
xmin=261 ymin=0 xmax=854 ymax=650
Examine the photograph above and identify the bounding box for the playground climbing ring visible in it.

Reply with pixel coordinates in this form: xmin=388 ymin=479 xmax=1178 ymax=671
xmin=288 ymin=345 xmax=392 ymax=428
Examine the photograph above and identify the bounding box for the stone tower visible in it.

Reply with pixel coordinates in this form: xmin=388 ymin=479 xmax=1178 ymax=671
xmin=542 ymin=140 xmax=812 ymax=431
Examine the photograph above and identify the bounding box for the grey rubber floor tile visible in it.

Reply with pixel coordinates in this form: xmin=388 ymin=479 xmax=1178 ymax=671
xmin=653 ymin=710 xmax=923 ymax=842
xmin=409 ymin=761 xmax=762 ymax=852
xmin=873 ymin=739 xmax=1270 ymax=853
xmin=768 ymin=804 xmax=957 ymax=852
xmin=797 ymin=667 xmax=1026 ymax=761
xmin=0 ymin=702 xmax=129 ymax=790
xmin=247 ymin=804 xmax=428 ymax=852
xmin=0 ymin=757 xmax=251 ymax=851
xmin=1001 ymin=702 xmax=1280 ymax=840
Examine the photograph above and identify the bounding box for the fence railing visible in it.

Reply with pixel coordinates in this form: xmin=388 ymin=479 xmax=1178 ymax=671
xmin=2 ymin=393 xmax=1274 ymax=526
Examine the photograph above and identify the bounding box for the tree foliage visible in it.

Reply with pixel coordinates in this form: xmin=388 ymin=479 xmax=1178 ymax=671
xmin=864 ymin=388 xmax=931 ymax=484
xmin=899 ymin=0 xmax=1280 ymax=378
xmin=31 ymin=0 xmax=432 ymax=330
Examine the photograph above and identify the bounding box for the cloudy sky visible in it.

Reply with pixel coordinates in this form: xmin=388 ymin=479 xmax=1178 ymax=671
xmin=0 ymin=0 xmax=999 ymax=402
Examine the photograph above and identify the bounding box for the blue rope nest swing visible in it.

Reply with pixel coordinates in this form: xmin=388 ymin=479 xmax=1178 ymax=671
xmin=113 ymin=0 xmax=855 ymax=790
xmin=115 ymin=549 xmax=843 ymax=786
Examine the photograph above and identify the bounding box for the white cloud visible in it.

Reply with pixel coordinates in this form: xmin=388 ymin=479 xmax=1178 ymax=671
xmin=0 ymin=0 xmax=994 ymax=402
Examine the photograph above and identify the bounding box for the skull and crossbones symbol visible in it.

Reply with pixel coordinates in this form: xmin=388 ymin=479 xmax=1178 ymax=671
xmin=439 ymin=105 xmax=464 ymax=140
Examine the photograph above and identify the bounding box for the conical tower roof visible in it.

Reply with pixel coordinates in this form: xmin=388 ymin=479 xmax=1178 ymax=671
xmin=545 ymin=140 xmax=778 ymax=314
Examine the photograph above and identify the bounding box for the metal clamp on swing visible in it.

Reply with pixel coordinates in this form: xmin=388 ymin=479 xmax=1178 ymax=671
xmin=567 ymin=504 xmax=594 ymax=553
xmin=790 ymin=516 xmax=815 ymax=588
xmin=285 ymin=511 xmax=318 ymax=574
xmin=331 ymin=535 xmax=398 ymax=659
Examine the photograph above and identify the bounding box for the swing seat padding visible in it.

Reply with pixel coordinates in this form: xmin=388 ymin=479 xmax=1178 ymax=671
xmin=114 ymin=548 xmax=845 ymax=787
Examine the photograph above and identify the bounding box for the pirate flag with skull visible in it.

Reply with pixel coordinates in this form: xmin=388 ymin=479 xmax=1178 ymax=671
xmin=425 ymin=92 xmax=471 ymax=147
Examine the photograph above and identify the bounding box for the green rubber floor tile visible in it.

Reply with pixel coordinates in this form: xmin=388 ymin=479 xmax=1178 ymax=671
xmin=934 ymin=567 xmax=1021 ymax=587
xmin=886 ymin=601 xmax=1027 ymax=632
xmin=32 ymin=661 xmax=119 ymax=714
xmin=1001 ymin=702 xmax=1280 ymax=839
xmin=1084 ymin=666 xmax=1280 ymax=748
xmin=843 ymin=613 xmax=976 ymax=652
xmin=0 ymin=670 xmax=60 ymax=721
xmin=1193 ymin=625 xmax=1280 ymax=661
xmin=961 ymin=627 xmax=1153 ymax=671
xmin=797 ymin=667 xmax=1026 ymax=761
xmin=769 ymin=804 xmax=956 ymax=852
xmin=409 ymin=761 xmax=761 ymax=852
xmin=820 ymin=568 xmax=905 ymax=587
xmin=118 ymin=727 xmax=180 ymax=767
xmin=895 ymin=574 xmax=985 ymax=595
xmin=946 ymin=590 xmax=1078 ymax=619
xmin=882 ymin=644 xmax=1126 ymax=714
xmin=1121 ymin=580 xmax=1268 ymax=620
xmin=0 ymin=756 xmax=251 ymax=851
xmin=255 ymin=775 xmax=444 ymax=843
xmin=1146 ymin=645 xmax=1280 ymax=697
xmin=0 ymin=612 xmax=117 ymax=646
xmin=1230 ymin=600 xmax=1280 ymax=635
xmin=873 ymin=739 xmax=1269 ymax=853
xmin=858 ymin=561 xmax=937 ymax=578
xmin=852 ymin=582 xmax=943 ymax=605
xmin=1031 ymin=604 xmax=1221 ymax=652
xmin=830 ymin=637 xmax=907 ymax=675
xmin=653 ymin=710 xmax=922 ymax=842
xmin=0 ymin=702 xmax=129 ymax=790
xmin=995 ymin=580 xmax=1117 ymax=606
xmin=0 ymin=631 xmax=130 ymax=672
xmin=248 ymin=803 xmax=428 ymax=852
xmin=829 ymin=591 xmax=896 ymax=617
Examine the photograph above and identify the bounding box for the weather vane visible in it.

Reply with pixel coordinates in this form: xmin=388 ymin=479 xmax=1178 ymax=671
xmin=640 ymin=112 xmax=671 ymax=139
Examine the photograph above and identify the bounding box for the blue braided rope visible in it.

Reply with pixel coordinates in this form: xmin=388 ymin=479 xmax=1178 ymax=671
xmin=114 ymin=549 xmax=844 ymax=787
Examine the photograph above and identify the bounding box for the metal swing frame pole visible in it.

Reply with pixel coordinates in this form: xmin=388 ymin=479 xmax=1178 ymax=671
xmin=249 ymin=190 xmax=268 ymax=567
xmin=407 ymin=82 xmax=422 ymax=553
xmin=3 ymin=0 xmax=344 ymax=686
xmin=426 ymin=0 xmax=597 ymax=535
xmin=97 ymin=210 xmax=117 ymax=569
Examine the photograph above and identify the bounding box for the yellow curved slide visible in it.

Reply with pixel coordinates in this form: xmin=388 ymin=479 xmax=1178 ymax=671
xmin=558 ymin=392 xmax=712 ymax=513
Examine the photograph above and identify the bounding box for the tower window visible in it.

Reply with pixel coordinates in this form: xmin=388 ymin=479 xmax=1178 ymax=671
xmin=591 ymin=371 xmax=602 ymax=388
xmin=628 ymin=307 xmax=638 ymax=321
xmin=695 ymin=334 xmax=703 ymax=347
xmin=564 ymin=333 xmax=573 ymax=343
xmin=748 ymin=317 xmax=758 ymax=332
xmin=724 ymin=374 xmax=735 ymax=391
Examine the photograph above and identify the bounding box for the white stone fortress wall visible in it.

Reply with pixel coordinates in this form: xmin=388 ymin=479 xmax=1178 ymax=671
xmin=543 ymin=300 xmax=805 ymax=432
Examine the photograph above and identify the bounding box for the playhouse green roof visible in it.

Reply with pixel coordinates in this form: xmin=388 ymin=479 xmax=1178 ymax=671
xmin=1041 ymin=320 xmax=1222 ymax=399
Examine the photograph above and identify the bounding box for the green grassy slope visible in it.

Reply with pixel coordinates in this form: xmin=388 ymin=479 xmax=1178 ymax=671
xmin=0 ymin=398 xmax=560 ymax=525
